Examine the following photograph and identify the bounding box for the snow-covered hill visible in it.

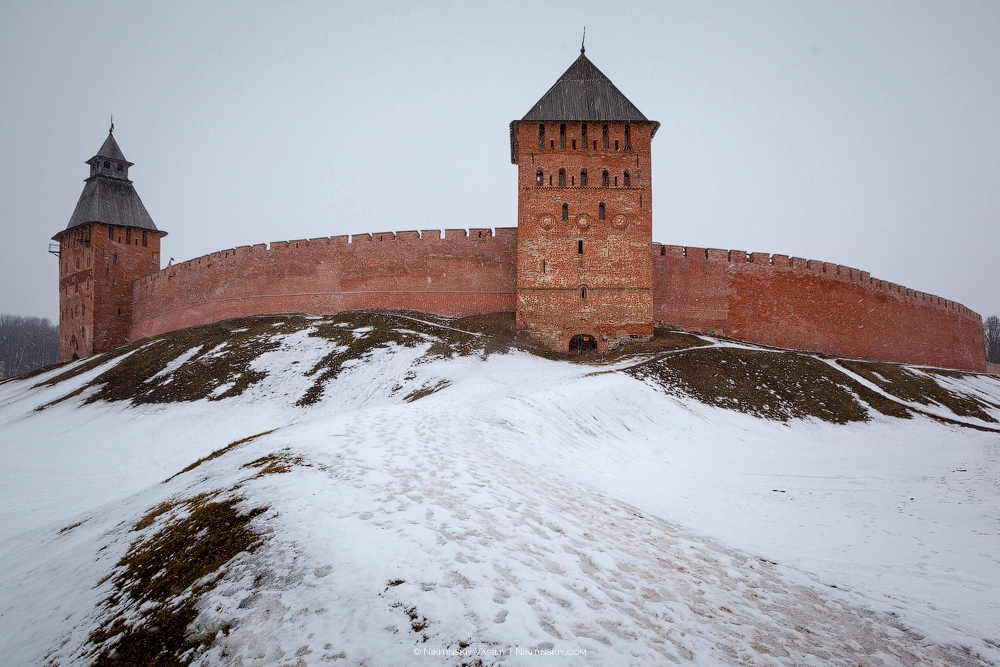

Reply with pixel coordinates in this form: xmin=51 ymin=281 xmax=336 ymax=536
xmin=1 ymin=313 xmax=999 ymax=666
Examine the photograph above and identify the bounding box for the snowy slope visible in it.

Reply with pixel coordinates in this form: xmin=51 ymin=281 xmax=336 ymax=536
xmin=1 ymin=314 xmax=998 ymax=666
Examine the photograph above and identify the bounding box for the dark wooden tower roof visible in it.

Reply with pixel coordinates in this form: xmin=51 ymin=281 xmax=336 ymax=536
xmin=54 ymin=130 xmax=164 ymax=240
xmin=95 ymin=132 xmax=129 ymax=164
xmin=510 ymin=52 xmax=659 ymax=163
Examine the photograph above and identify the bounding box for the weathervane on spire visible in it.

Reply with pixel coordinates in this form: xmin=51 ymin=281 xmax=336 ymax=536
xmin=581 ymin=27 xmax=586 ymax=54
xmin=109 ymin=115 xmax=114 ymax=134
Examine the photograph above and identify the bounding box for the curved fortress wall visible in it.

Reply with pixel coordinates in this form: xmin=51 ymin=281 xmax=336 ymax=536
xmin=129 ymin=228 xmax=986 ymax=372
xmin=653 ymin=245 xmax=986 ymax=372
xmin=130 ymin=229 xmax=517 ymax=341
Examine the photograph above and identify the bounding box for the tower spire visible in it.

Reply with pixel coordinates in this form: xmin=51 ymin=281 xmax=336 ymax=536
xmin=581 ymin=27 xmax=586 ymax=54
xmin=109 ymin=115 xmax=114 ymax=134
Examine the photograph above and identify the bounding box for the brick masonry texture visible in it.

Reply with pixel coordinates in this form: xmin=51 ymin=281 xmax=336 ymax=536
xmin=118 ymin=228 xmax=988 ymax=372
xmin=515 ymin=122 xmax=655 ymax=352
xmin=653 ymin=245 xmax=987 ymax=372
xmin=58 ymin=222 xmax=161 ymax=360
xmin=130 ymin=229 xmax=516 ymax=341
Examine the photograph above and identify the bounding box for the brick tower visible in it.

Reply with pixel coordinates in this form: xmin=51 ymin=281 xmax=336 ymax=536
xmin=511 ymin=48 xmax=659 ymax=353
xmin=53 ymin=127 xmax=165 ymax=361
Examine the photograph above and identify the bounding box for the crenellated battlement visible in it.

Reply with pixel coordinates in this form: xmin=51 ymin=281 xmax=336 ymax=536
xmin=136 ymin=227 xmax=518 ymax=287
xmin=123 ymin=232 xmax=989 ymax=372
xmin=652 ymin=244 xmax=978 ymax=320
xmin=129 ymin=228 xmax=520 ymax=342
xmin=651 ymin=243 xmax=985 ymax=370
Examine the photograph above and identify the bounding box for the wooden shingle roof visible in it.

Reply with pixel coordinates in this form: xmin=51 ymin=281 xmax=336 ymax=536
xmin=94 ymin=132 xmax=129 ymax=164
xmin=510 ymin=52 xmax=659 ymax=163
xmin=61 ymin=177 xmax=159 ymax=236
xmin=54 ymin=132 xmax=163 ymax=240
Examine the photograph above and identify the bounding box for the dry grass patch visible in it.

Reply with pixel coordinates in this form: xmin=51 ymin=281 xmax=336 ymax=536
xmin=163 ymin=429 xmax=276 ymax=483
xmin=86 ymin=494 xmax=267 ymax=666
xmin=840 ymin=360 xmax=998 ymax=423
xmin=630 ymin=347 xmax=911 ymax=424
xmin=242 ymin=451 xmax=305 ymax=476
xmin=39 ymin=316 xmax=308 ymax=407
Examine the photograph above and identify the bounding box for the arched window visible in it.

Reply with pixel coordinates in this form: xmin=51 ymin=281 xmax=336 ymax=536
xmin=624 ymin=170 xmax=631 ymax=187
xmin=536 ymin=169 xmax=543 ymax=186
xmin=615 ymin=139 xmax=619 ymax=151
xmin=562 ymin=203 xmax=569 ymax=221
xmin=560 ymin=124 xmax=566 ymax=149
xmin=581 ymin=286 xmax=587 ymax=298
xmin=602 ymin=170 xmax=609 ymax=187
xmin=578 ymin=240 xmax=583 ymax=254
xmin=103 ymin=161 xmax=110 ymax=168
xmin=116 ymin=163 xmax=123 ymax=171
xmin=580 ymin=169 xmax=587 ymax=186
xmin=602 ymin=124 xmax=609 ymax=149
xmin=558 ymin=169 xmax=566 ymax=187
xmin=599 ymin=202 xmax=605 ymax=220
xmin=581 ymin=124 xmax=588 ymax=147
xmin=625 ymin=124 xmax=632 ymax=150
xmin=108 ymin=225 xmax=114 ymax=241
xmin=538 ymin=124 xmax=545 ymax=149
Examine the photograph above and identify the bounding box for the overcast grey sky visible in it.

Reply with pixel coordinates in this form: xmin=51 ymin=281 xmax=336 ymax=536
xmin=2 ymin=1 xmax=998 ymax=322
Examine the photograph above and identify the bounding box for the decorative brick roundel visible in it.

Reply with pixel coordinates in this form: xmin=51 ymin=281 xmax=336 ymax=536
xmin=576 ymin=213 xmax=591 ymax=230
xmin=539 ymin=214 xmax=555 ymax=230
xmin=612 ymin=213 xmax=629 ymax=229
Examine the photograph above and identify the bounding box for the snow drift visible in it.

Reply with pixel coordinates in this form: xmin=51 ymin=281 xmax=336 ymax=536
xmin=1 ymin=312 xmax=998 ymax=666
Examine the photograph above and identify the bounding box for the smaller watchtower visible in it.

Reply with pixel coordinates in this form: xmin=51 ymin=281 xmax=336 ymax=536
xmin=53 ymin=127 xmax=166 ymax=361
xmin=511 ymin=48 xmax=659 ymax=353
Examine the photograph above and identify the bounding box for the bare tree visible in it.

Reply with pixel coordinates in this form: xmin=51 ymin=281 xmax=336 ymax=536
xmin=985 ymin=315 xmax=1000 ymax=364
xmin=0 ymin=314 xmax=60 ymax=378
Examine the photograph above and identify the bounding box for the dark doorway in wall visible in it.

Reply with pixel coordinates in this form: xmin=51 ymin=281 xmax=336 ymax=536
xmin=569 ymin=334 xmax=597 ymax=355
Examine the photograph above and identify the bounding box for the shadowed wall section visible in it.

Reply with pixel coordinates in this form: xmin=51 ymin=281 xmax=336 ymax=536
xmin=653 ymin=245 xmax=986 ymax=372
xmin=131 ymin=229 xmax=517 ymax=341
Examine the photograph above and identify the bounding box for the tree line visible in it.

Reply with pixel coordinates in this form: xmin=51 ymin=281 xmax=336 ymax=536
xmin=986 ymin=315 xmax=1000 ymax=364
xmin=0 ymin=314 xmax=59 ymax=379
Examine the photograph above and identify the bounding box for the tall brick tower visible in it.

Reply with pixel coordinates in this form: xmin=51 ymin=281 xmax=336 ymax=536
xmin=510 ymin=48 xmax=659 ymax=353
xmin=53 ymin=127 xmax=165 ymax=361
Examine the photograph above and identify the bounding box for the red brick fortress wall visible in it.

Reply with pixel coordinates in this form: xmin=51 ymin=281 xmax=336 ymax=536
xmin=653 ymin=245 xmax=987 ymax=372
xmin=58 ymin=222 xmax=162 ymax=361
xmin=514 ymin=121 xmax=654 ymax=352
xmin=130 ymin=228 xmax=516 ymax=341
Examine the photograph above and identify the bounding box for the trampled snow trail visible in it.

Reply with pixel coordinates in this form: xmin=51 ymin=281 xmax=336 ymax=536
xmin=184 ymin=406 xmax=989 ymax=666
xmin=1 ymin=321 xmax=998 ymax=665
